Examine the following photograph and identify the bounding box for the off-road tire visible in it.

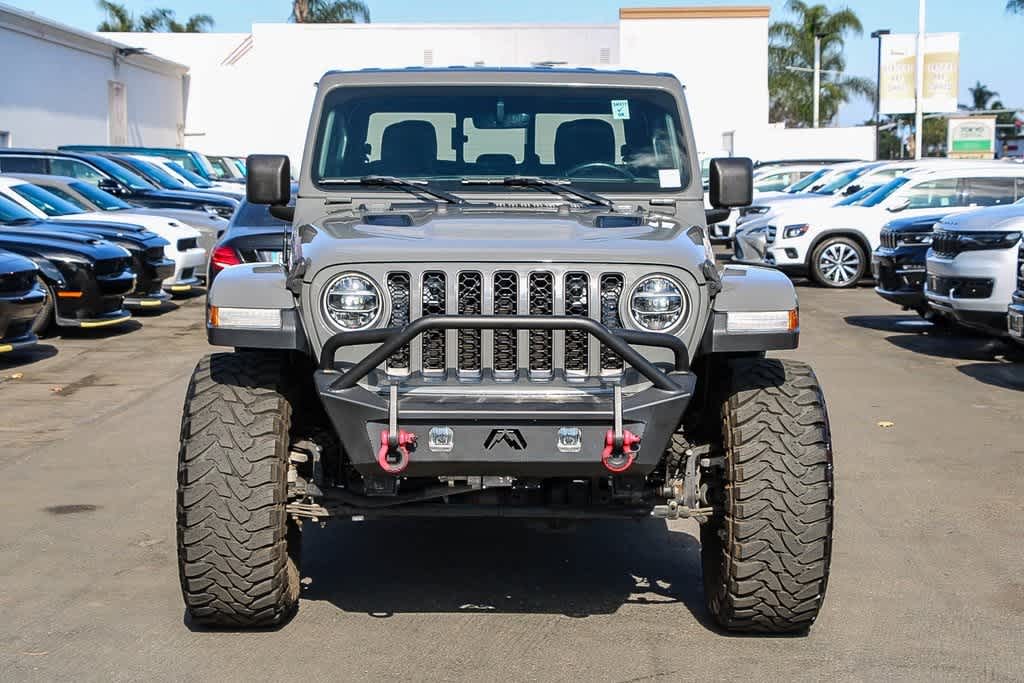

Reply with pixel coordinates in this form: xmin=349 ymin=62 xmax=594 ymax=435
xmin=809 ymin=236 xmax=866 ymax=288
xmin=701 ymin=358 xmax=834 ymax=634
xmin=177 ymin=351 xmax=301 ymax=628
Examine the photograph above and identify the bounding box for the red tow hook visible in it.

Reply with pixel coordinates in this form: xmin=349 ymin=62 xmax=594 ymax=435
xmin=377 ymin=429 xmax=416 ymax=474
xmin=601 ymin=429 xmax=641 ymax=473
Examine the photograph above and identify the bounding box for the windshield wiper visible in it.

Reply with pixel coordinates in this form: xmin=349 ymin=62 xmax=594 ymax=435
xmin=461 ymin=176 xmax=615 ymax=210
xmin=321 ymin=175 xmax=467 ymax=205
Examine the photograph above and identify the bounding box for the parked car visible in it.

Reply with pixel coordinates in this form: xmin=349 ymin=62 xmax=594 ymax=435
xmin=738 ymin=165 xmax=1024 ymax=287
xmin=0 ymin=188 xmax=173 ymax=308
xmin=0 ymin=204 xmax=134 ymax=331
xmin=104 ymin=154 xmax=242 ymax=199
xmin=0 ymin=176 xmax=206 ymax=296
xmin=0 ymin=150 xmax=238 ymax=220
xmin=925 ymin=201 xmax=1024 ymax=333
xmin=207 ymin=194 xmax=294 ymax=284
xmin=9 ymin=172 xmax=226 ymax=250
xmin=871 ymin=212 xmax=950 ymax=319
xmin=59 ymin=145 xmax=220 ymax=183
xmin=1007 ymin=241 xmax=1024 ymax=342
xmin=206 ymin=155 xmax=246 ymax=183
xmin=0 ymin=249 xmax=46 ymax=353
xmin=708 ymin=163 xmax=825 ymax=242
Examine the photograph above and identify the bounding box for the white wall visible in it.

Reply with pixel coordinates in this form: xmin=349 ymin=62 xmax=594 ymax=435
xmin=0 ymin=10 xmax=186 ymax=149
xmin=730 ymin=126 xmax=877 ymax=162
xmin=619 ymin=15 xmax=770 ymax=153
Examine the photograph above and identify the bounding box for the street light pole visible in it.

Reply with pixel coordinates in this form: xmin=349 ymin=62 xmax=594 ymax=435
xmin=871 ymin=29 xmax=891 ymax=160
xmin=914 ymin=0 xmax=926 ymax=159
xmin=813 ymin=33 xmax=822 ymax=128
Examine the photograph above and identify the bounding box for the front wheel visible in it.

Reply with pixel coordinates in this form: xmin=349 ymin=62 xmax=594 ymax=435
xmin=177 ymin=351 xmax=301 ymax=628
xmin=810 ymin=236 xmax=866 ymax=288
xmin=701 ymin=358 xmax=834 ymax=634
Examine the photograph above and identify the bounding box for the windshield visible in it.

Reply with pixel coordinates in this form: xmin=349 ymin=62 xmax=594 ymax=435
xmin=86 ymin=155 xmax=155 ymax=191
xmin=125 ymin=158 xmax=187 ymax=190
xmin=815 ymin=166 xmax=872 ymax=196
xmin=785 ymin=168 xmax=828 ymax=193
xmin=0 ymin=194 xmax=40 ymax=222
xmin=313 ymin=85 xmax=690 ymax=193
xmin=860 ymin=177 xmax=910 ymax=207
xmin=166 ymin=161 xmax=214 ymax=188
xmin=11 ymin=184 xmax=84 ymax=216
xmin=69 ymin=181 xmax=133 ymax=210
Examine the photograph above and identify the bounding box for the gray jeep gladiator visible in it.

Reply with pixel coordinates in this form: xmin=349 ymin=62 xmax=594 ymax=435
xmin=178 ymin=67 xmax=834 ymax=633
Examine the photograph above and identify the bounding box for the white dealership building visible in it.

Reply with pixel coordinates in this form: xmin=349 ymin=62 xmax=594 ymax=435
xmin=102 ymin=6 xmax=784 ymax=165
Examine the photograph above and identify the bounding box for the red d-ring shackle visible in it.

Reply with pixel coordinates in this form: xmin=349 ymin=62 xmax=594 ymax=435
xmin=601 ymin=429 xmax=641 ymax=473
xmin=377 ymin=429 xmax=416 ymax=474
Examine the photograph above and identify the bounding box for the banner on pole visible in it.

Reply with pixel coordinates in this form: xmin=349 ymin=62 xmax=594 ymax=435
xmin=879 ymin=33 xmax=959 ymax=115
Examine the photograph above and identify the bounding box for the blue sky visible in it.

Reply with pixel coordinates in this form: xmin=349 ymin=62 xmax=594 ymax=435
xmin=7 ymin=0 xmax=1022 ymax=125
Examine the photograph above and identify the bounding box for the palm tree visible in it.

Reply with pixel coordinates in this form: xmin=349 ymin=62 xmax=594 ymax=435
xmin=96 ymin=1 xmax=214 ymax=32
xmin=768 ymin=0 xmax=873 ymax=127
xmin=291 ymin=0 xmax=370 ymax=23
xmin=96 ymin=0 xmax=134 ymax=31
xmin=968 ymin=81 xmax=999 ymax=110
xmin=1008 ymin=0 xmax=1024 ymax=14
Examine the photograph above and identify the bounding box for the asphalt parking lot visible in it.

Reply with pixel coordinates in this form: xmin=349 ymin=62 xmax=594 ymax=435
xmin=1 ymin=280 xmax=1022 ymax=681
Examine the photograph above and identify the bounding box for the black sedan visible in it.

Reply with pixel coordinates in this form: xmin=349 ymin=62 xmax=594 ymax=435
xmin=207 ymin=196 xmax=292 ymax=284
xmin=0 ymin=195 xmax=172 ymax=310
xmin=0 ymin=222 xmax=135 ymax=331
xmin=0 ymin=249 xmax=46 ymax=353
xmin=872 ymin=212 xmax=950 ymax=318
xmin=0 ymin=149 xmax=238 ymax=220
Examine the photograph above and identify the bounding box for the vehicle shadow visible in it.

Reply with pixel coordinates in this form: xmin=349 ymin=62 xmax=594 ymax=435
xmin=0 ymin=344 xmax=58 ymax=369
xmin=956 ymin=362 xmax=1024 ymax=390
xmin=297 ymin=517 xmax=718 ymax=628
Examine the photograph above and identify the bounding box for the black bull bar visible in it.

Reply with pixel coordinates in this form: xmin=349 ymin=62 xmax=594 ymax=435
xmin=315 ymin=315 xmax=695 ymax=478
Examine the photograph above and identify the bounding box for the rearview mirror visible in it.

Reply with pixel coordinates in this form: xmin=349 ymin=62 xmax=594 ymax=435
xmin=247 ymin=154 xmax=290 ymax=206
xmin=708 ymin=157 xmax=753 ymax=209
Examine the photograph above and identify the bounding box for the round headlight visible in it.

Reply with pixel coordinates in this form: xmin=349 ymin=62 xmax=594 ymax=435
xmin=628 ymin=275 xmax=686 ymax=332
xmin=322 ymin=272 xmax=383 ymax=330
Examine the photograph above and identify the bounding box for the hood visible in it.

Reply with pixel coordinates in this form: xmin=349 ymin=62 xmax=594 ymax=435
xmin=0 ymin=248 xmax=37 ymax=275
xmin=884 ymin=213 xmax=949 ymax=233
xmin=937 ymin=204 xmax=1024 ymax=232
xmin=0 ymin=226 xmax=131 ymax=260
xmin=112 ymin=207 xmax=225 ymax=233
xmin=137 ymin=187 xmax=238 ymax=208
xmin=21 ymin=219 xmax=167 ymax=250
xmin=53 ymin=211 xmax=198 ymax=242
xmin=299 ymin=209 xmax=711 ymax=274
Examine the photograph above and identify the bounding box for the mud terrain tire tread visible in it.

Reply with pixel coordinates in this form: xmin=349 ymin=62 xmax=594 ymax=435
xmin=703 ymin=358 xmax=834 ymax=634
xmin=177 ymin=351 xmax=300 ymax=628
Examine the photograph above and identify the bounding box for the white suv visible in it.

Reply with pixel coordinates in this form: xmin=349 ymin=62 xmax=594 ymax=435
xmin=925 ymin=200 xmax=1024 ymax=333
xmin=740 ymin=165 xmax=1024 ymax=287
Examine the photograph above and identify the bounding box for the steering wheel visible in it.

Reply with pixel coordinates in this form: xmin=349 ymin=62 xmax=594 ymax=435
xmin=564 ymin=162 xmax=636 ymax=181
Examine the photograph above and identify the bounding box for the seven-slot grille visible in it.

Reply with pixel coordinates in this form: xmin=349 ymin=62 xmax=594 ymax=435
xmin=382 ymin=269 xmax=627 ymax=378
xmin=880 ymin=230 xmax=897 ymax=249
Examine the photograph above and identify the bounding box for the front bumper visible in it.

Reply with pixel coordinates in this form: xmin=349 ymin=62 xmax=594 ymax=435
xmin=925 ymin=250 xmax=1017 ymax=333
xmin=0 ymin=281 xmax=46 ymax=352
xmin=872 ymin=247 xmax=928 ymax=311
xmin=315 ymin=315 xmax=694 ymax=478
xmin=165 ymin=246 xmax=207 ymax=291
xmin=126 ymin=257 xmax=175 ymax=309
xmin=54 ymin=268 xmax=134 ymax=329
xmin=1007 ymin=295 xmax=1024 ymax=343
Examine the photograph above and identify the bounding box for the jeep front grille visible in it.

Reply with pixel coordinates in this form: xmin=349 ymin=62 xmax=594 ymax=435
xmin=529 ymin=272 xmax=554 ymax=373
xmin=931 ymin=230 xmax=959 ymax=258
xmin=380 ymin=268 xmax=628 ymax=380
xmin=880 ymin=230 xmax=897 ymax=249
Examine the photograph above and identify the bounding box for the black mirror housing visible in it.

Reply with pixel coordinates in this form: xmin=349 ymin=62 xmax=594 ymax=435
xmin=97 ymin=177 xmax=123 ymax=195
xmin=708 ymin=157 xmax=753 ymax=209
xmin=247 ymin=154 xmax=291 ymax=205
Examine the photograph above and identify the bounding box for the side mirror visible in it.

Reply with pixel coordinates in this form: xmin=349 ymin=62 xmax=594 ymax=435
xmin=843 ymin=184 xmax=861 ymax=196
xmin=708 ymin=157 xmax=753 ymax=209
xmin=97 ymin=178 xmax=124 ymax=196
xmin=247 ymin=154 xmax=290 ymax=206
xmin=887 ymin=197 xmax=910 ymax=213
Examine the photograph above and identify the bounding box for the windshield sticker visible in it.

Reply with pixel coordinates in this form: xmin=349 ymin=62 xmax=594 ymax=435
xmin=611 ymin=100 xmax=630 ymax=120
xmin=658 ymin=168 xmax=682 ymax=188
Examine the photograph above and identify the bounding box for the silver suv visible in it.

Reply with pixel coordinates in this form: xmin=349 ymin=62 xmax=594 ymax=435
xmin=176 ymin=68 xmax=834 ymax=634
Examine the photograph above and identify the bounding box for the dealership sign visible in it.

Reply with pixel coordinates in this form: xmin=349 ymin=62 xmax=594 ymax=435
xmin=947 ymin=117 xmax=996 ymax=159
xmin=879 ymin=33 xmax=959 ymax=115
